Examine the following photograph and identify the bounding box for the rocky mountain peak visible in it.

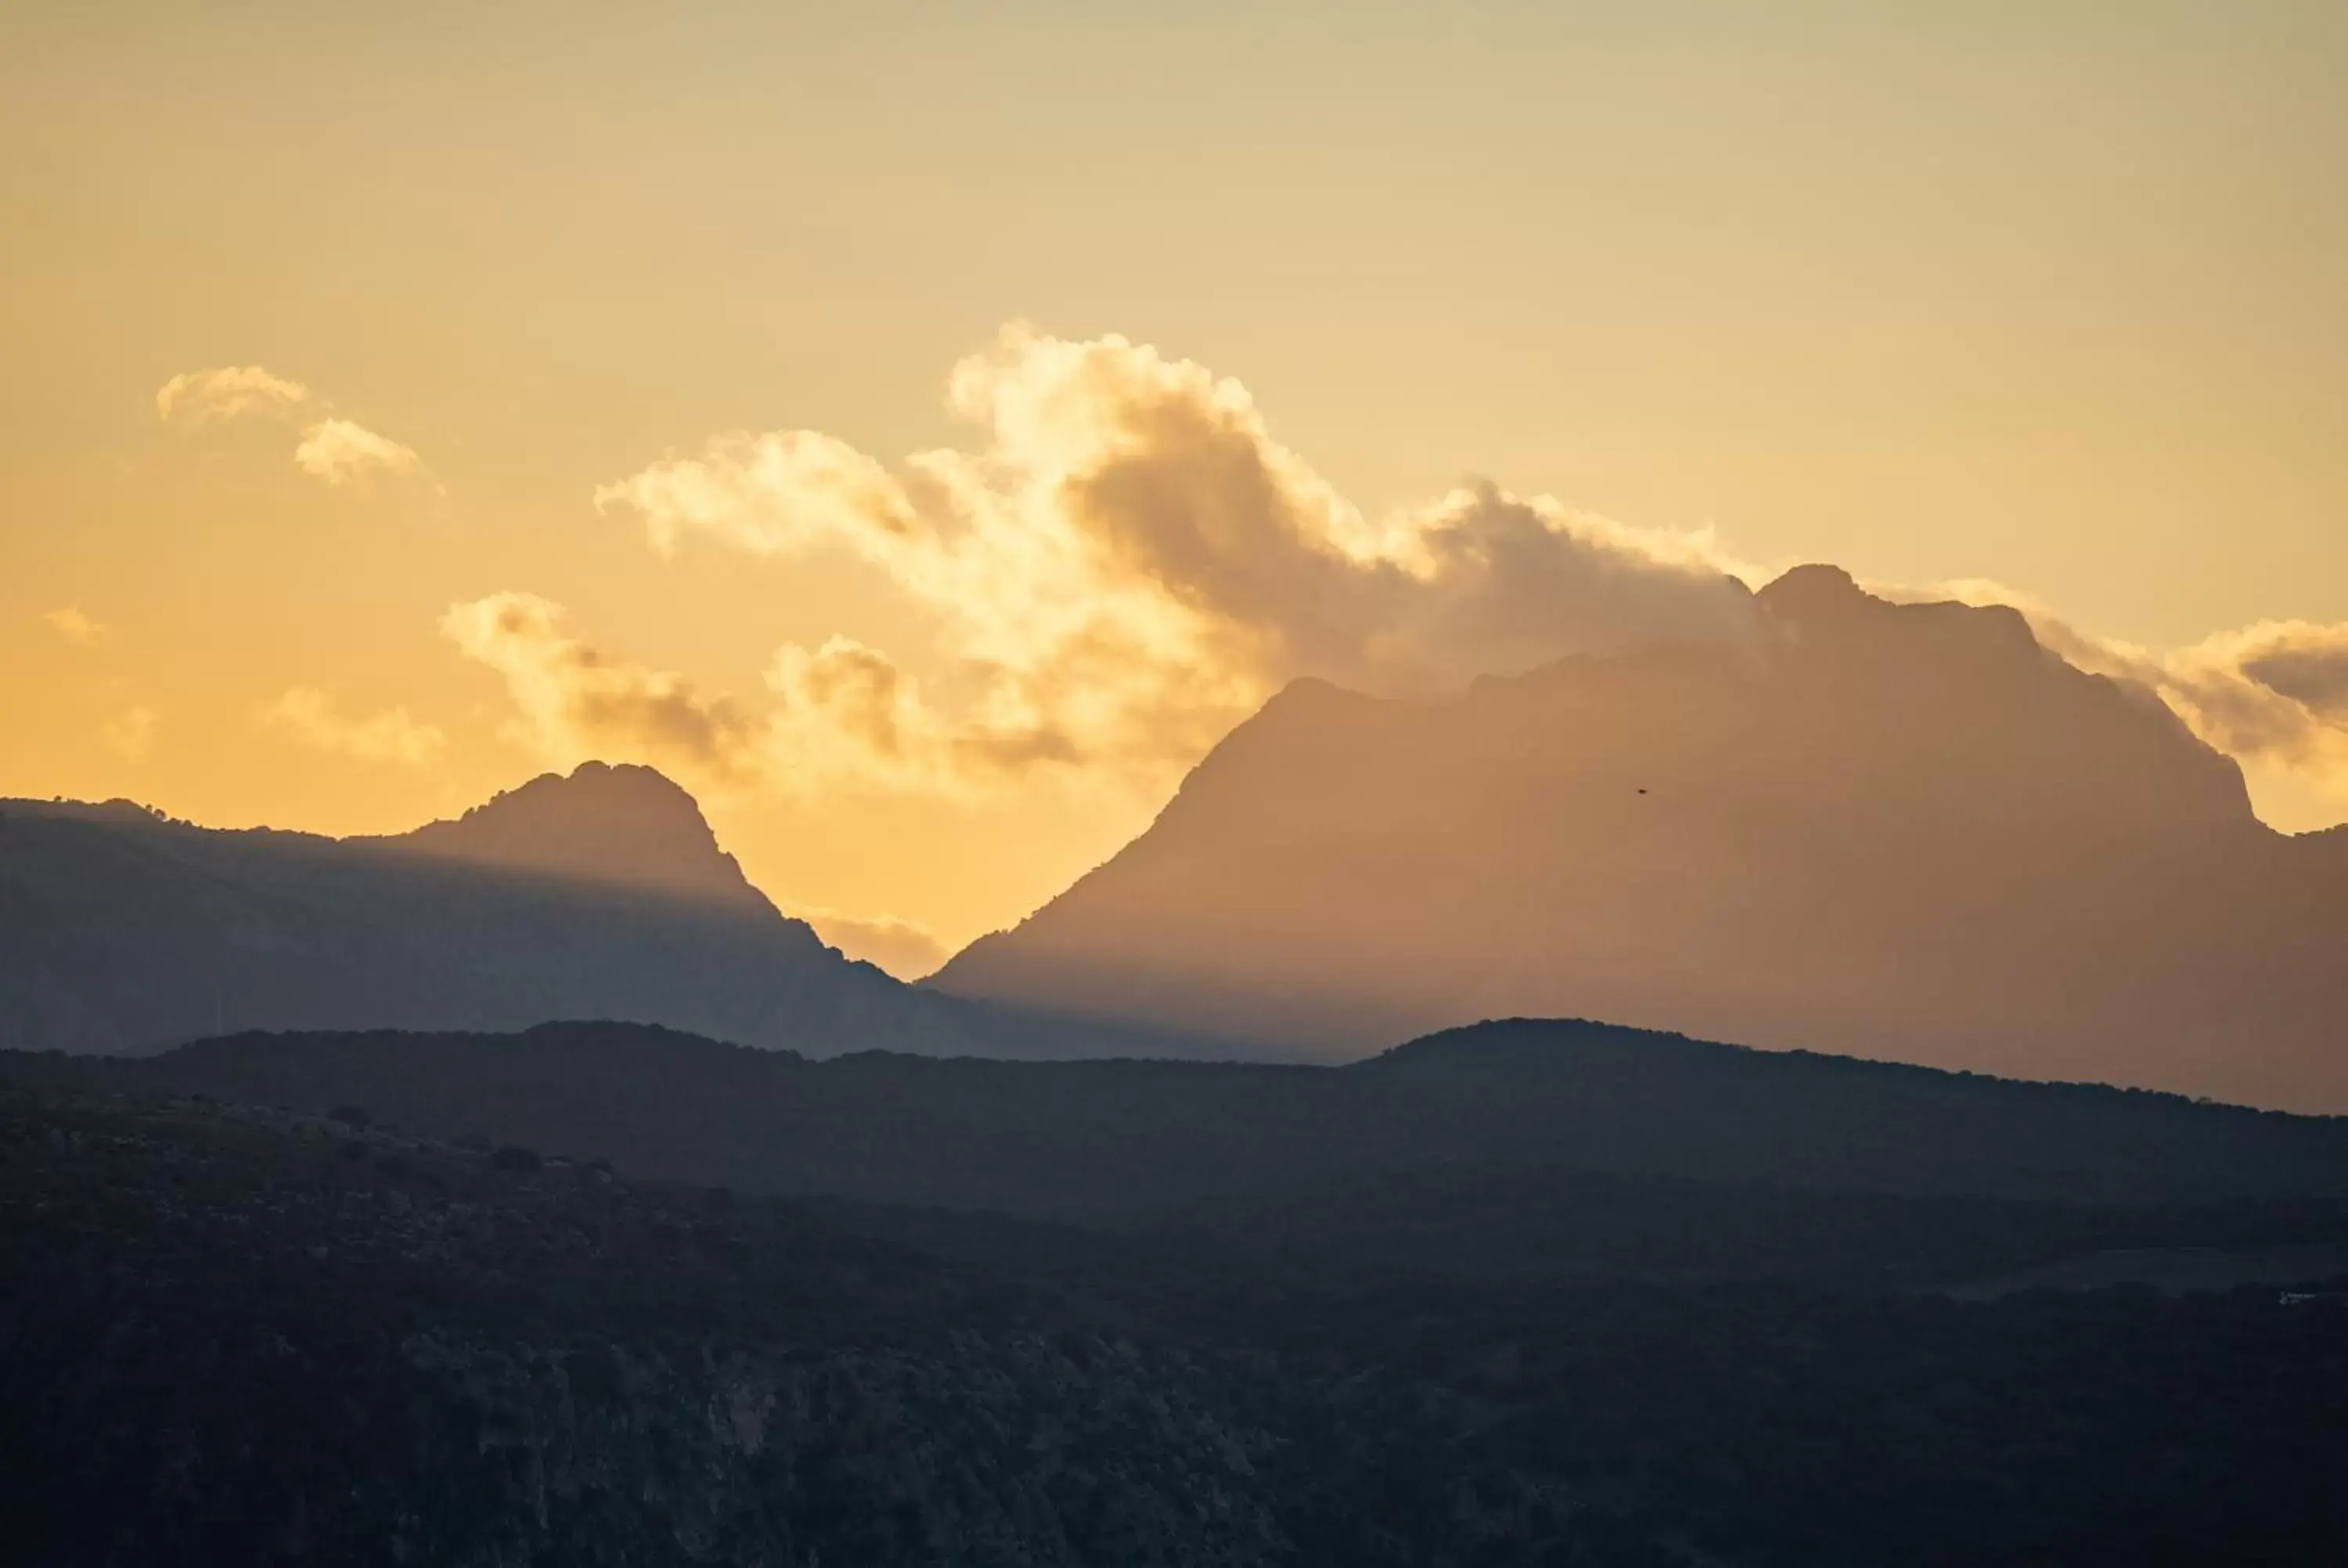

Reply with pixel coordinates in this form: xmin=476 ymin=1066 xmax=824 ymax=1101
xmin=390 ymin=761 xmax=765 ymax=910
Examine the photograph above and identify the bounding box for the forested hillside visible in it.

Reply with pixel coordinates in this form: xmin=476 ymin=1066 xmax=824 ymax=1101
xmin=5 ymin=1063 xmax=2345 ymax=1566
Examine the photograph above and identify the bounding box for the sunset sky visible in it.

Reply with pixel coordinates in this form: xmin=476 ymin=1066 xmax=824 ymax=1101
xmin=5 ymin=3 xmax=2345 ymax=972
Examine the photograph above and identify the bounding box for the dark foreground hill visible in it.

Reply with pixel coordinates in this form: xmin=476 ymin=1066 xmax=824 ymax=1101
xmin=27 ymin=1015 xmax=2348 ymax=1218
xmin=0 ymin=762 xmax=1240 ymax=1064
xmin=935 ymin=567 xmax=2348 ymax=1111
xmin=6 ymin=1045 xmax=2347 ymax=1566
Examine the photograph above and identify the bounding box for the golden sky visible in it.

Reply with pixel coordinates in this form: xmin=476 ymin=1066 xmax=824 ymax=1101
xmin=5 ymin=4 xmax=2346 ymax=973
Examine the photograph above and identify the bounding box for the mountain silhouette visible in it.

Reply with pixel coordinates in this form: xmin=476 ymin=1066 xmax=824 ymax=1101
xmin=16 ymin=1014 xmax=2348 ymax=1218
xmin=374 ymin=761 xmax=771 ymax=912
xmin=0 ymin=764 xmax=1239 ymax=1063
xmin=935 ymin=566 xmax=2348 ymax=1110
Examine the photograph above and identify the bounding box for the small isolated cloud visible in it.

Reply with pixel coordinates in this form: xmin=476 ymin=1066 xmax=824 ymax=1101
xmin=43 ymin=606 xmax=107 ymax=646
xmin=156 ymin=365 xmax=431 ymax=491
xmin=259 ymin=686 xmax=446 ymax=765
xmin=294 ymin=418 xmax=427 ymax=487
xmin=100 ymin=705 xmax=157 ymax=762
xmin=155 ymin=365 xmax=310 ymax=425
xmin=441 ymin=592 xmax=763 ymax=782
xmin=791 ymin=906 xmax=953 ymax=979
xmin=591 ymin=323 xmax=1757 ymax=797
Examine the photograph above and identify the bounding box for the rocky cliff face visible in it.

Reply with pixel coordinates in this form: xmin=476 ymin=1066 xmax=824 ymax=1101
xmin=937 ymin=568 xmax=2348 ymax=1109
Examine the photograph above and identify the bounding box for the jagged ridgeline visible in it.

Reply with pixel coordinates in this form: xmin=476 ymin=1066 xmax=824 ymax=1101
xmin=0 ymin=763 xmax=1242 ymax=1065
xmin=936 ymin=570 xmax=2348 ymax=1111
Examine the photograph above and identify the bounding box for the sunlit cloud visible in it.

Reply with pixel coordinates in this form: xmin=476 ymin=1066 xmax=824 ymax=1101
xmin=423 ymin=322 xmax=2338 ymax=825
xmin=293 ymin=418 xmax=428 ymax=487
xmin=593 ymin=324 xmax=1758 ymax=797
xmin=441 ymin=589 xmax=1071 ymax=798
xmin=259 ymin=686 xmax=447 ymax=766
xmin=43 ymin=606 xmax=108 ymax=646
xmin=2119 ymin=623 xmax=2348 ymax=810
xmin=99 ymin=704 xmax=158 ymax=762
xmin=441 ymin=592 xmax=765 ymax=783
xmin=156 ymin=365 xmax=432 ymax=491
xmin=155 ymin=365 xmax=309 ymax=426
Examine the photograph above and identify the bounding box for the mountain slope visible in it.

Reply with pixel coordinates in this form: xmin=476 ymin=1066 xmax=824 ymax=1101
xmin=0 ymin=764 xmax=1240 ymax=1063
xmin=374 ymin=760 xmax=774 ymax=912
xmin=935 ymin=567 xmax=2348 ymax=1109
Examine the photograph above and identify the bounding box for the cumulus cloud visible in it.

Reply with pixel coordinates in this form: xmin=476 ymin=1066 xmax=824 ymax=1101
xmin=592 ymin=324 xmax=1756 ymax=794
xmin=259 ymin=686 xmax=446 ymax=765
xmin=428 ymin=320 xmax=2337 ymax=823
xmin=439 ymin=590 xmax=1056 ymax=797
xmin=43 ymin=606 xmax=107 ymax=646
xmin=156 ymin=365 xmax=431 ymax=490
xmin=441 ymin=592 xmax=765 ymax=782
xmin=100 ymin=705 xmax=157 ymax=762
xmin=790 ymin=905 xmax=953 ymax=980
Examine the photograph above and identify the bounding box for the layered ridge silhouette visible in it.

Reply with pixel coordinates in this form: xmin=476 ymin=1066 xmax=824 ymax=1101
xmin=19 ymin=1015 xmax=2346 ymax=1217
xmin=0 ymin=762 xmax=1233 ymax=1063
xmin=13 ymin=1024 xmax=2348 ymax=1567
xmin=936 ymin=566 xmax=2348 ymax=1110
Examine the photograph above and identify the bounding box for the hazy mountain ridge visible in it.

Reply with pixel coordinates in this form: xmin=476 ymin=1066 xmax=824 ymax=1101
xmin=935 ymin=566 xmax=2348 ymax=1109
xmin=370 ymin=761 xmax=776 ymax=914
xmin=0 ymin=769 xmax=1245 ymax=1065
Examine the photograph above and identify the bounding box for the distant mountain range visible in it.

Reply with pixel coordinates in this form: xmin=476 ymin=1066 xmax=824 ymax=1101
xmin=0 ymin=762 xmax=1236 ymax=1063
xmin=10 ymin=574 xmax=2344 ymax=1567
xmin=9 ymin=565 xmax=2342 ymax=1106
xmin=937 ymin=566 xmax=2348 ymax=1110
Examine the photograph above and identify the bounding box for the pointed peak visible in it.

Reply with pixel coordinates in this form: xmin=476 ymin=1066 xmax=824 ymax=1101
xmin=1756 ymin=564 xmax=2046 ymax=659
xmin=494 ymin=761 xmax=703 ymax=816
xmin=384 ymin=761 xmax=766 ymax=911
xmin=1757 ymin=563 xmax=1869 ymax=618
xmin=1261 ymin=674 xmax=1350 ymax=710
